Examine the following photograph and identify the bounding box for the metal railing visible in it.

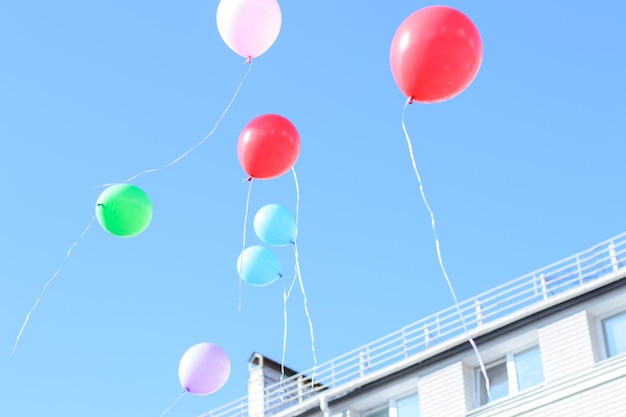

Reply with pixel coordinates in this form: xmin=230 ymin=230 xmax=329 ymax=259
xmin=201 ymin=232 xmax=626 ymax=417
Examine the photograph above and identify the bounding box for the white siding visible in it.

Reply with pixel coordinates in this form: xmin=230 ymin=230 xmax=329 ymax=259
xmin=248 ymin=362 xmax=290 ymax=416
xmin=463 ymin=361 xmax=476 ymax=411
xmin=419 ymin=361 xmax=469 ymax=417
xmin=519 ymin=376 xmax=626 ymax=416
xmin=466 ymin=354 xmax=626 ymax=417
xmin=248 ymin=364 xmax=266 ymax=417
xmin=537 ymin=309 xmax=595 ymax=383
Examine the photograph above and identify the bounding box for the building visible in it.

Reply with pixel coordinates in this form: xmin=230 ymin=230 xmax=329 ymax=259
xmin=202 ymin=232 xmax=626 ymax=417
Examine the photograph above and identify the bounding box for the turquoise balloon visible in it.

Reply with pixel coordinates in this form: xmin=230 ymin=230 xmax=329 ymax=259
xmin=95 ymin=184 xmax=153 ymax=237
xmin=253 ymin=204 xmax=296 ymax=246
xmin=237 ymin=246 xmax=281 ymax=286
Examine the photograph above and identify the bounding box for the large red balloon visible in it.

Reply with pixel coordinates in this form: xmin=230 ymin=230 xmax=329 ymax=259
xmin=237 ymin=114 xmax=300 ymax=180
xmin=390 ymin=6 xmax=483 ymax=103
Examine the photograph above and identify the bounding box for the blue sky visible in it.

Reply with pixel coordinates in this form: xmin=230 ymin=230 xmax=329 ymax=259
xmin=1 ymin=1 xmax=625 ymax=416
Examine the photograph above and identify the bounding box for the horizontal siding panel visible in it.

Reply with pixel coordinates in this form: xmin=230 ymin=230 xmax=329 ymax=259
xmin=466 ymin=354 xmax=626 ymax=417
xmin=420 ymin=362 xmax=468 ymax=417
xmin=537 ymin=310 xmax=595 ymax=383
xmin=521 ymin=374 xmax=626 ymax=417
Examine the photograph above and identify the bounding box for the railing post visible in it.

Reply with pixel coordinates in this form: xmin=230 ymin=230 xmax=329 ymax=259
xmin=475 ymin=299 xmax=485 ymax=325
xmin=540 ymin=273 xmax=548 ymax=299
xmin=359 ymin=350 xmax=369 ymax=377
xmin=297 ymin=376 xmax=304 ymax=403
xmin=424 ymin=323 xmax=431 ymax=348
xmin=533 ymin=274 xmax=538 ymax=296
xmin=610 ymin=241 xmax=619 ymax=271
xmin=402 ymin=328 xmax=408 ymax=358
xmin=577 ymin=256 xmax=583 ymax=285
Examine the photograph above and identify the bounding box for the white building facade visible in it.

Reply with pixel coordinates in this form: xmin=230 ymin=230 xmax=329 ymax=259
xmin=203 ymin=233 xmax=626 ymax=417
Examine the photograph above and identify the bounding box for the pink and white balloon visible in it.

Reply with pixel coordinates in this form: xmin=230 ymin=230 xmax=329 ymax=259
xmin=178 ymin=343 xmax=231 ymax=395
xmin=216 ymin=0 xmax=282 ymax=60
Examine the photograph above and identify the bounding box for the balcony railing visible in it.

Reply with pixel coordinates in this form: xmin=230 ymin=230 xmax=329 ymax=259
xmin=200 ymin=232 xmax=626 ymax=417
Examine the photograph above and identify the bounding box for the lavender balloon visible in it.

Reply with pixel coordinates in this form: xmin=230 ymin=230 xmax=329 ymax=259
xmin=178 ymin=343 xmax=231 ymax=395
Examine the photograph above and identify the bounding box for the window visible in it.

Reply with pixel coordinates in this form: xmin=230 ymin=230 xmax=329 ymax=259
xmin=396 ymin=394 xmax=420 ymax=417
xmin=477 ymin=346 xmax=544 ymax=406
xmin=365 ymin=408 xmax=388 ymax=417
xmin=364 ymin=394 xmax=420 ymax=417
xmin=603 ymin=311 xmax=626 ymax=358
xmin=479 ymin=361 xmax=508 ymax=403
xmin=514 ymin=346 xmax=544 ymax=390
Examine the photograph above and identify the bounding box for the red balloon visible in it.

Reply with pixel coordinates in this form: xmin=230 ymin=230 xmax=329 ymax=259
xmin=237 ymin=114 xmax=300 ymax=180
xmin=390 ymin=6 xmax=483 ymax=103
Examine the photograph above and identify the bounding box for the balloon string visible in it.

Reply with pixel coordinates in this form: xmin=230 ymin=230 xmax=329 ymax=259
xmin=279 ymin=274 xmax=295 ymax=399
xmin=100 ymin=60 xmax=254 ymax=187
xmin=238 ymin=178 xmax=253 ymax=311
xmin=13 ymin=215 xmax=96 ymax=353
xmin=293 ymin=242 xmax=317 ymax=384
xmin=279 ymin=168 xmax=317 ymax=395
xmin=279 ymin=169 xmax=301 ymax=389
xmin=159 ymin=390 xmax=186 ymax=417
xmin=291 ymin=167 xmax=317 ymax=382
xmin=292 ymin=167 xmax=300 ymax=241
xmin=401 ymin=99 xmax=494 ymax=405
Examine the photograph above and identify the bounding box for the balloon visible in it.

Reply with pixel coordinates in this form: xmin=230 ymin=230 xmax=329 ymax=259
xmin=237 ymin=245 xmax=281 ymax=286
xmin=390 ymin=6 xmax=483 ymax=103
xmin=95 ymin=184 xmax=152 ymax=237
xmin=216 ymin=0 xmax=282 ymax=60
xmin=254 ymin=204 xmax=296 ymax=246
xmin=178 ymin=342 xmax=231 ymax=395
xmin=237 ymin=114 xmax=300 ymax=180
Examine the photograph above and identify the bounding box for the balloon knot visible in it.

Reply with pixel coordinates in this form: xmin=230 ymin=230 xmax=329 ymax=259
xmin=408 ymin=96 xmax=414 ymax=105
xmin=246 ymin=56 xmax=252 ymax=64
xmin=96 ymin=203 xmax=103 ymax=206
xmin=247 ymin=176 xmax=252 ymax=182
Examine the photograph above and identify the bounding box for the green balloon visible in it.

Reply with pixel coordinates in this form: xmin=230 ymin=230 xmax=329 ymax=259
xmin=95 ymin=184 xmax=153 ymax=237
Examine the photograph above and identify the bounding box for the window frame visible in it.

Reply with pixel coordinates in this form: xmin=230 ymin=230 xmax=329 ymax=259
xmin=598 ymin=309 xmax=626 ymax=360
xmin=477 ymin=358 xmax=509 ymax=405
xmin=475 ymin=345 xmax=544 ymax=406
xmin=361 ymin=392 xmax=420 ymax=417
xmin=395 ymin=393 xmax=420 ymax=417
xmin=363 ymin=404 xmax=389 ymax=417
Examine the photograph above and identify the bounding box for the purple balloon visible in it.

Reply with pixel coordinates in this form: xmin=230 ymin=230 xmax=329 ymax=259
xmin=178 ymin=342 xmax=231 ymax=395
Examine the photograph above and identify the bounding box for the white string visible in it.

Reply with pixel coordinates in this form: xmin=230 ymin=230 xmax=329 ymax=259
xmin=101 ymin=61 xmax=254 ymax=187
xmin=401 ymin=99 xmax=494 ymax=404
xmin=281 ymin=266 xmax=299 ymax=390
xmin=292 ymin=167 xmax=300 ymax=245
xmin=281 ymin=277 xmax=289 ymax=381
xmin=159 ymin=390 xmax=186 ymax=417
xmin=292 ymin=241 xmax=317 ymax=384
xmin=291 ymin=167 xmax=317 ymax=383
xmin=280 ymin=168 xmax=301 ymax=385
xmin=279 ymin=168 xmax=317 ymax=396
xmin=12 ymin=63 xmax=253 ymax=353
xmin=279 ymin=274 xmax=295 ymax=398
xmin=238 ymin=178 xmax=253 ymax=311
xmin=13 ymin=215 xmax=96 ymax=353
xmin=286 ymin=270 xmax=298 ymax=298
xmin=281 ymin=270 xmax=298 ymax=384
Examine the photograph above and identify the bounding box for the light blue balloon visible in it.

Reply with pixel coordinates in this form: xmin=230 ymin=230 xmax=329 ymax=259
xmin=253 ymin=204 xmax=296 ymax=246
xmin=236 ymin=246 xmax=282 ymax=286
